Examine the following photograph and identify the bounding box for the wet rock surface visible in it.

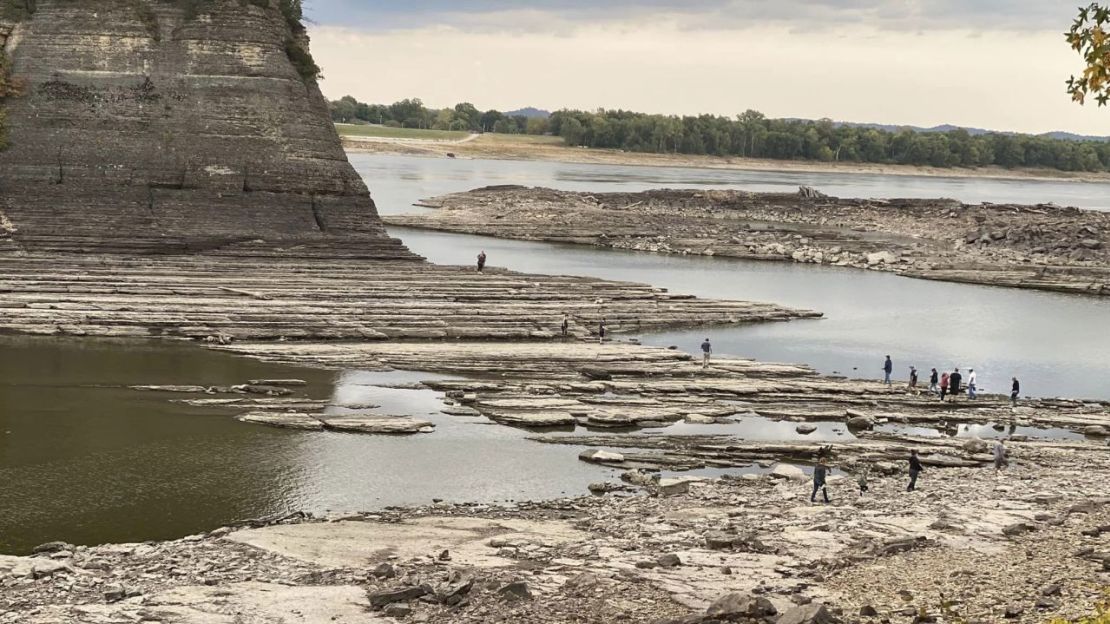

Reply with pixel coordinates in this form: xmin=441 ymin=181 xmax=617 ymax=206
xmin=386 ymin=186 xmax=1110 ymax=297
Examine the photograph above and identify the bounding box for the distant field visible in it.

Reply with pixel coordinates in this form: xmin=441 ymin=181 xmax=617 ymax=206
xmin=475 ymin=134 xmax=565 ymax=146
xmin=335 ymin=124 xmax=470 ymax=141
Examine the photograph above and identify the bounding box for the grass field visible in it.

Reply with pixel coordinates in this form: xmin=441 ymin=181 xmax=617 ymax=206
xmin=474 ymin=133 xmax=565 ymax=146
xmin=335 ymin=124 xmax=471 ymax=141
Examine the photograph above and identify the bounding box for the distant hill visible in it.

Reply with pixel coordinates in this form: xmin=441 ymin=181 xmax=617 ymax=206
xmin=834 ymin=121 xmax=1108 ymax=142
xmin=505 ymin=107 xmax=551 ymax=119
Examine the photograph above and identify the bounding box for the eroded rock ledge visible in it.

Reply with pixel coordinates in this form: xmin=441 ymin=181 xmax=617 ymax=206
xmin=0 ymin=254 xmax=816 ymax=340
xmin=384 ymin=186 xmax=1110 ymax=297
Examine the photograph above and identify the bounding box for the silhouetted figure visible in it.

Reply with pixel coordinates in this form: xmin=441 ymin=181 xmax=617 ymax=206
xmin=949 ymin=368 xmax=963 ymax=398
xmin=883 ymin=355 xmax=893 ymax=385
xmin=598 ymin=319 xmax=606 ymax=344
xmin=561 ymin=313 xmax=569 ymax=338
xmin=701 ymin=338 xmax=712 ymax=368
xmin=477 ymin=251 xmax=487 ymax=273
xmin=1011 ymin=377 xmax=1020 ymax=406
xmin=908 ymin=450 xmax=924 ymax=491
xmin=928 ymin=368 xmax=939 ymax=394
xmin=811 ymin=462 xmax=831 ymax=503
xmin=908 ymin=366 xmax=918 ymax=390
xmin=939 ymin=372 xmax=949 ymax=401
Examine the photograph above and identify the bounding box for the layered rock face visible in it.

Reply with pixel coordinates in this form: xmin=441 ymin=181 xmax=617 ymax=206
xmin=0 ymin=0 xmax=413 ymax=258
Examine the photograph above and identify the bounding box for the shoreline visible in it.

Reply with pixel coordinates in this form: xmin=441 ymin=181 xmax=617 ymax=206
xmin=342 ymin=135 xmax=1110 ymax=185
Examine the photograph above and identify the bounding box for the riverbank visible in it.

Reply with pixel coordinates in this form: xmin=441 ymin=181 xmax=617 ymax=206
xmin=3 ymin=437 xmax=1109 ymax=624
xmin=341 ymin=133 xmax=1110 ymax=184
xmin=384 ymin=186 xmax=1110 ymax=298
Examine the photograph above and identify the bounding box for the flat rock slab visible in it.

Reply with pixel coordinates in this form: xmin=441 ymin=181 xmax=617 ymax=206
xmin=228 ymin=516 xmax=588 ymax=569
xmin=237 ymin=411 xmax=324 ymax=431
xmin=18 ymin=582 xmax=387 ymax=624
xmin=319 ymin=414 xmax=435 ymax=434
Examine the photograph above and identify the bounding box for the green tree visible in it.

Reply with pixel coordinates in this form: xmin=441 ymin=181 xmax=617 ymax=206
xmin=1067 ymin=3 xmax=1110 ymax=106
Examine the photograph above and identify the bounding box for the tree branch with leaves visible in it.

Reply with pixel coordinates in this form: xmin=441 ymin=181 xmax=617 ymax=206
xmin=1067 ymin=3 xmax=1110 ymax=106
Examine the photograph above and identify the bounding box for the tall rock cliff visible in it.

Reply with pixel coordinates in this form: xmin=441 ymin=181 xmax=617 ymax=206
xmin=0 ymin=0 xmax=415 ymax=258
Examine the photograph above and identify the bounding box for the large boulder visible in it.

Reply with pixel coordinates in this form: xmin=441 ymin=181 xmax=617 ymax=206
xmin=706 ymin=592 xmax=777 ymax=620
xmin=770 ymin=464 xmax=808 ymax=482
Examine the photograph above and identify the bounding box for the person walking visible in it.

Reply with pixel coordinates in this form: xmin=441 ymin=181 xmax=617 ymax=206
xmin=967 ymin=369 xmax=978 ymax=399
xmin=928 ymin=368 xmax=939 ymax=394
xmin=857 ymin=463 xmax=870 ymax=495
xmin=598 ymin=319 xmax=606 ymax=344
xmin=1010 ymin=377 xmax=1020 ymax=406
xmin=883 ymin=356 xmax=893 ymax=386
xmin=476 ymin=250 xmax=487 ymax=273
xmin=908 ymin=450 xmax=924 ymax=491
xmin=993 ymin=438 xmax=1007 ymax=474
xmin=908 ymin=366 xmax=918 ymax=391
xmin=939 ymin=371 xmax=950 ymax=401
xmin=700 ymin=338 xmax=712 ymax=369
xmin=811 ymin=461 xmax=831 ymax=503
xmin=561 ymin=313 xmax=569 ymax=338
xmin=949 ymin=368 xmax=963 ymax=399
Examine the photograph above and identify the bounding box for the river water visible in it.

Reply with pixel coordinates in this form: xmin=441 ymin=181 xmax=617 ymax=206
xmin=3 ymin=154 xmax=1109 ymax=554
xmin=353 ymin=153 xmax=1110 ymax=400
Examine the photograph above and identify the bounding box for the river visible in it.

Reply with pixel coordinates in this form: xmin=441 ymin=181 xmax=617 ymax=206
xmin=352 ymin=153 xmax=1110 ymax=400
xmin=3 ymin=154 xmax=1108 ymax=554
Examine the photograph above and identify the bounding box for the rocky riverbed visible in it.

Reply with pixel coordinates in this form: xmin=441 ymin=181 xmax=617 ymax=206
xmin=3 ymin=441 xmax=1108 ymax=624
xmin=384 ymin=186 xmax=1110 ymax=297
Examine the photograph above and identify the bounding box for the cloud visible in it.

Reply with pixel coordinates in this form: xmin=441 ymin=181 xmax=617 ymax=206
xmin=305 ymin=0 xmax=1079 ymax=33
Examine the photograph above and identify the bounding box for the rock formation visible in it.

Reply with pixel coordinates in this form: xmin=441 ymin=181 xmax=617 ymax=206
xmin=0 ymin=0 xmax=411 ymax=258
xmin=386 ymin=186 xmax=1110 ymax=296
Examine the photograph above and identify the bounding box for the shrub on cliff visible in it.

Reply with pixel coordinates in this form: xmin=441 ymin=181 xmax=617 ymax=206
xmin=0 ymin=0 xmax=35 ymax=21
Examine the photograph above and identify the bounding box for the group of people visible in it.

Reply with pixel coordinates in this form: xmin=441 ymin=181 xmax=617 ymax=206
xmin=884 ymin=356 xmax=1021 ymax=405
xmin=810 ymin=439 xmax=1009 ymax=503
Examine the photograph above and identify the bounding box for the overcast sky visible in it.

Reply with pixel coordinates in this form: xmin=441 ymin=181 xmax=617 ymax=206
xmin=305 ymin=1 xmax=1108 ymax=136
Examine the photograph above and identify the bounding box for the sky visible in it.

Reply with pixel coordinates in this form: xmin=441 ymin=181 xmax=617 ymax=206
xmin=304 ymin=1 xmax=1109 ymax=136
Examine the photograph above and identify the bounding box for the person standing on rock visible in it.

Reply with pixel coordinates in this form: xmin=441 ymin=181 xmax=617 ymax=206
xmin=598 ymin=319 xmax=606 ymax=344
xmin=883 ymin=356 xmax=893 ymax=386
xmin=928 ymin=368 xmax=939 ymax=394
xmin=908 ymin=366 xmax=918 ymax=391
xmin=857 ymin=463 xmax=870 ymax=495
xmin=949 ymin=368 xmax=963 ymax=399
xmin=561 ymin=313 xmax=569 ymax=338
xmin=1011 ymin=377 xmax=1020 ymax=406
xmin=701 ymin=338 xmax=712 ymax=369
xmin=939 ymin=371 xmax=950 ymax=401
xmin=476 ymin=250 xmax=487 ymax=273
xmin=967 ymin=368 xmax=978 ymax=399
xmin=811 ymin=461 xmax=831 ymax=504
xmin=908 ymin=450 xmax=924 ymax=491
xmin=993 ymin=439 xmax=1007 ymax=474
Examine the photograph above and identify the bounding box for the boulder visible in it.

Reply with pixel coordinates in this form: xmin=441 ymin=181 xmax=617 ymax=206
xmin=1083 ymin=425 xmax=1109 ymax=437
xmin=846 ymin=415 xmax=874 ymax=430
xmin=498 ymin=581 xmax=532 ymax=601
xmin=684 ymin=413 xmax=717 ymax=424
xmin=579 ymin=449 xmax=626 ymax=464
xmin=771 ymin=464 xmax=808 ymax=482
xmin=962 ymin=438 xmax=988 ymax=454
xmin=865 ymin=251 xmax=899 ymax=266
xmin=706 ymin=592 xmax=777 ymax=619
xmin=795 ymin=424 xmax=818 ymax=435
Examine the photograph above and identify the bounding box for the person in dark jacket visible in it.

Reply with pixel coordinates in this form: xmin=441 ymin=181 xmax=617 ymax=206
xmin=811 ymin=461 xmax=831 ymax=503
xmin=908 ymin=450 xmax=924 ymax=491
xmin=883 ymin=356 xmax=893 ymax=385
xmin=561 ymin=313 xmax=569 ymax=338
xmin=908 ymin=366 xmax=918 ymax=391
xmin=700 ymin=338 xmax=712 ymax=369
xmin=1010 ymin=377 xmax=1020 ymax=406
xmin=598 ymin=319 xmax=606 ymax=344
xmin=476 ymin=251 xmax=487 ymax=273
xmin=928 ymin=368 xmax=939 ymax=394
xmin=949 ymin=368 xmax=963 ymax=398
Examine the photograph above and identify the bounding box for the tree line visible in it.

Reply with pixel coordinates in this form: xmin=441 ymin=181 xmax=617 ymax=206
xmin=329 ymin=96 xmax=549 ymax=135
xmin=330 ymin=96 xmax=1110 ymax=173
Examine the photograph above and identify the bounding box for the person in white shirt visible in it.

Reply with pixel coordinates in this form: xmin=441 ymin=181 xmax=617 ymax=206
xmin=967 ymin=369 xmax=978 ymax=399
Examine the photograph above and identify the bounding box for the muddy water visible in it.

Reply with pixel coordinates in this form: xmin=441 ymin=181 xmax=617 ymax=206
xmin=0 ymin=337 xmax=612 ymax=554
